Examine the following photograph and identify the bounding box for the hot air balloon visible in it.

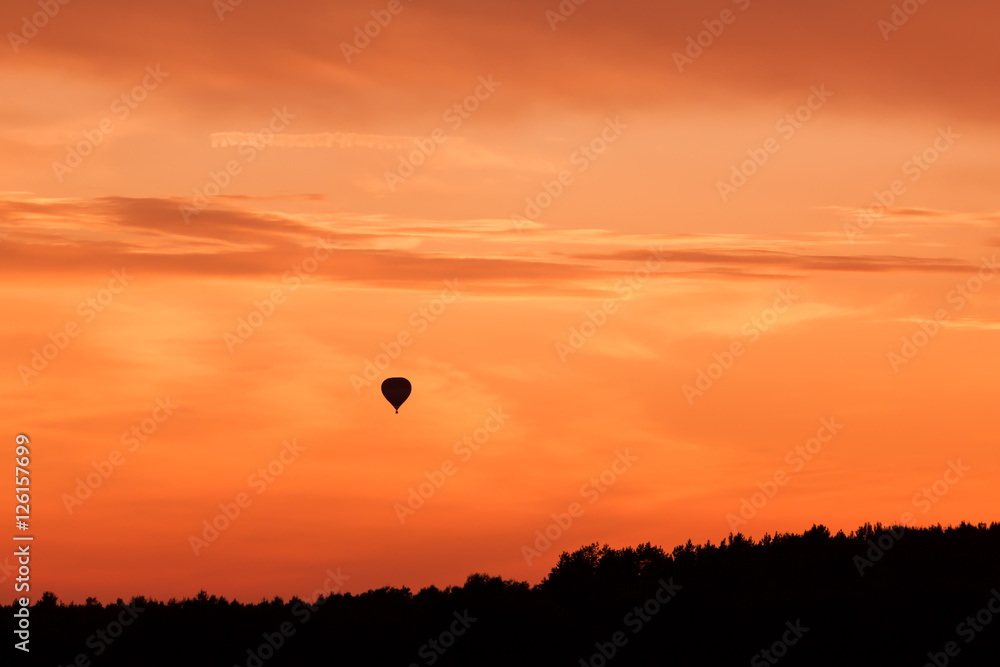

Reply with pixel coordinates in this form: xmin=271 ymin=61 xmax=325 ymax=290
xmin=381 ymin=377 xmax=411 ymax=413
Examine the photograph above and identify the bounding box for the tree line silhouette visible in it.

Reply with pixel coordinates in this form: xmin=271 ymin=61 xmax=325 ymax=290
xmin=8 ymin=522 xmax=1000 ymax=666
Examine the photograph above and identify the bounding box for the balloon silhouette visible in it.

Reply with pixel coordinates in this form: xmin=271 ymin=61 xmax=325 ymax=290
xmin=381 ymin=377 xmax=411 ymax=413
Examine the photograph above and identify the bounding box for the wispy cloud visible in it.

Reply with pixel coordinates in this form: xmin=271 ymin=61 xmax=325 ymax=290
xmin=210 ymin=132 xmax=417 ymax=149
xmin=0 ymin=195 xmax=993 ymax=297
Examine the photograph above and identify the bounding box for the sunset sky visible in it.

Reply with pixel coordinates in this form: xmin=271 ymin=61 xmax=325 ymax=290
xmin=2 ymin=0 xmax=998 ymax=604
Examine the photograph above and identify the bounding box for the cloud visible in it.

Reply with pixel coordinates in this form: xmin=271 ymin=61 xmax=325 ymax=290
xmin=0 ymin=195 xmax=992 ymax=298
xmin=3 ymin=0 xmax=997 ymax=122
xmin=567 ymin=247 xmax=970 ymax=275
xmin=210 ymin=132 xmax=417 ymax=150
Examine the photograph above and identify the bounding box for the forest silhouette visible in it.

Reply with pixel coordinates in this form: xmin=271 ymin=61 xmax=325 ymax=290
xmin=10 ymin=522 xmax=1000 ymax=666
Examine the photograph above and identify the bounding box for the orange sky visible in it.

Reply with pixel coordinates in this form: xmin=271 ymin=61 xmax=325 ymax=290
xmin=2 ymin=0 xmax=998 ymax=603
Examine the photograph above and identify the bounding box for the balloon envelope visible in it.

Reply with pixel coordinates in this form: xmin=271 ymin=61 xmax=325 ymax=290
xmin=381 ymin=377 xmax=411 ymax=413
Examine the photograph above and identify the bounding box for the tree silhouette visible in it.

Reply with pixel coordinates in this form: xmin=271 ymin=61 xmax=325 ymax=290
xmin=7 ymin=522 xmax=1000 ymax=666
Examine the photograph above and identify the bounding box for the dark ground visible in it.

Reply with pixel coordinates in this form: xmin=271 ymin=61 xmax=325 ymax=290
xmin=7 ymin=522 xmax=1000 ymax=666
